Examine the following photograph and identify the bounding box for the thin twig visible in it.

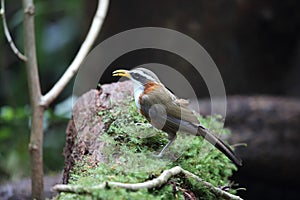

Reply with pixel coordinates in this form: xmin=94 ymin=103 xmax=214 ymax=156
xmin=53 ymin=166 xmax=243 ymax=200
xmin=180 ymin=168 xmax=243 ymax=200
xmin=231 ymin=143 xmax=247 ymax=148
xmin=41 ymin=0 xmax=110 ymax=107
xmin=1 ymin=0 xmax=27 ymax=61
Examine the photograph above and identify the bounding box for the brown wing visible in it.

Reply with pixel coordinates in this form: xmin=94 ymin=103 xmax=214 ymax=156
xmin=140 ymin=84 xmax=199 ymax=133
xmin=140 ymin=83 xmax=242 ymax=166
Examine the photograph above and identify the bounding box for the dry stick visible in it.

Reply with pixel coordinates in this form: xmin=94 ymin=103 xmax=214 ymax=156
xmin=41 ymin=0 xmax=110 ymax=107
xmin=53 ymin=166 xmax=243 ymax=200
xmin=180 ymin=168 xmax=243 ymax=200
xmin=0 ymin=0 xmax=27 ymax=61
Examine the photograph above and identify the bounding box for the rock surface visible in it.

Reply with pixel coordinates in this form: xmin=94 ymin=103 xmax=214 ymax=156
xmin=63 ymin=81 xmax=134 ymax=183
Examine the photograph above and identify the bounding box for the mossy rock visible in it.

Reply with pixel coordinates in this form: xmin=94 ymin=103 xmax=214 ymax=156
xmin=58 ymin=82 xmax=239 ymax=199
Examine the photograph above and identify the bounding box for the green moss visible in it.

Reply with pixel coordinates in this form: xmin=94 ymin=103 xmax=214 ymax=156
xmin=57 ymin=98 xmax=239 ymax=200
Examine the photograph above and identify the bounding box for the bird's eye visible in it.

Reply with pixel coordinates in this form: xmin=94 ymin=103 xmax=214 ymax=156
xmin=132 ymin=73 xmax=140 ymax=79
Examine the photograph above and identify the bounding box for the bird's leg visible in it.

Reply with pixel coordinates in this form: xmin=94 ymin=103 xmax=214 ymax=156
xmin=156 ymin=133 xmax=177 ymax=158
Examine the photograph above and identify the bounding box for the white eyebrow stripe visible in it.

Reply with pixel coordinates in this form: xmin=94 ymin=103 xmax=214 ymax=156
xmin=132 ymin=68 xmax=161 ymax=83
xmin=140 ymin=71 xmax=156 ymax=81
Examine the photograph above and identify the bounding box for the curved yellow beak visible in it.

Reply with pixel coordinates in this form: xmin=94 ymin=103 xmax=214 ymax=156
xmin=112 ymin=69 xmax=131 ymax=78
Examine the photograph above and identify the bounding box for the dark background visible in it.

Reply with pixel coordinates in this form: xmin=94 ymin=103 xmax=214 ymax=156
xmin=1 ymin=0 xmax=300 ymax=199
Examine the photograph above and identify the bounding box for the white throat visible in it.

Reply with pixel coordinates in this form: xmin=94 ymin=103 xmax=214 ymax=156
xmin=133 ymin=84 xmax=144 ymax=110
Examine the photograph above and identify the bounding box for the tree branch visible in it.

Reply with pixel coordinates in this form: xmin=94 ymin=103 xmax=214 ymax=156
xmin=22 ymin=0 xmax=44 ymax=199
xmin=1 ymin=0 xmax=27 ymax=61
xmin=53 ymin=166 xmax=243 ymax=200
xmin=41 ymin=0 xmax=110 ymax=107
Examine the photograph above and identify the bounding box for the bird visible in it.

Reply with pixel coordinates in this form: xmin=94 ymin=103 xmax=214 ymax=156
xmin=112 ymin=68 xmax=242 ymax=166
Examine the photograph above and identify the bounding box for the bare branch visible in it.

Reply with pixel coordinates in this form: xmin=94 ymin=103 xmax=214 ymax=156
xmin=53 ymin=166 xmax=243 ymax=200
xmin=22 ymin=0 xmax=44 ymax=198
xmin=1 ymin=0 xmax=27 ymax=61
xmin=41 ymin=0 xmax=110 ymax=107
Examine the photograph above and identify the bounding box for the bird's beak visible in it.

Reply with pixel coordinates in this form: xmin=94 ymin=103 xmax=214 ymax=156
xmin=112 ymin=69 xmax=131 ymax=78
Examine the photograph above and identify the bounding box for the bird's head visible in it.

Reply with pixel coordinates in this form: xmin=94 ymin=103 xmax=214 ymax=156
xmin=112 ymin=68 xmax=161 ymax=87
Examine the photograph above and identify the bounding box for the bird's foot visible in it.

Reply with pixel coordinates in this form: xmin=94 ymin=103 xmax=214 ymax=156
xmin=152 ymin=152 xmax=164 ymax=159
xmin=135 ymin=122 xmax=153 ymax=128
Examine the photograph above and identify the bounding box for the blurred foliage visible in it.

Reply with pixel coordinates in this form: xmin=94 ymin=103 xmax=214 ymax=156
xmin=0 ymin=0 xmax=85 ymax=182
xmin=0 ymin=104 xmax=69 ymax=182
xmin=0 ymin=0 xmax=85 ymax=106
xmin=0 ymin=106 xmax=30 ymax=180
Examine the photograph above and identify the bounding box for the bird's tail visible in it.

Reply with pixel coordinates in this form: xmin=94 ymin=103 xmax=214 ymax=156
xmin=196 ymin=125 xmax=242 ymax=166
